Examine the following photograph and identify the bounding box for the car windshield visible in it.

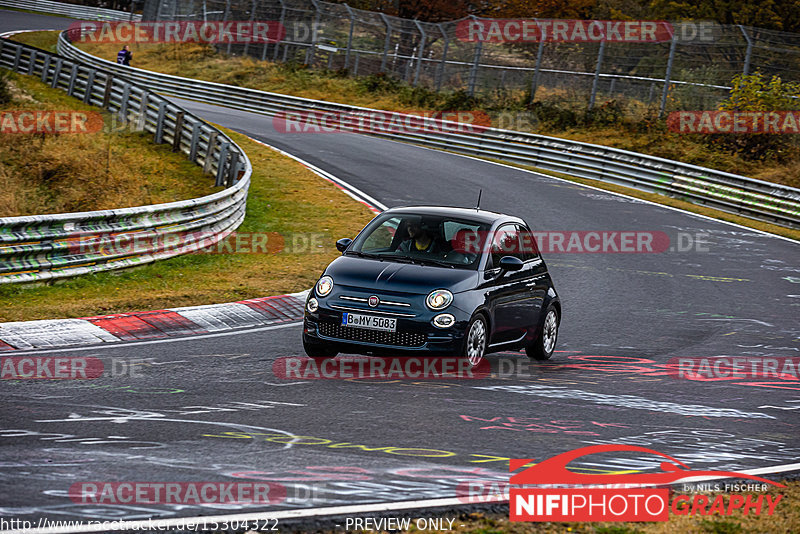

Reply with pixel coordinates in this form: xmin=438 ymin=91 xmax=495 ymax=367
xmin=347 ymin=213 xmax=492 ymax=269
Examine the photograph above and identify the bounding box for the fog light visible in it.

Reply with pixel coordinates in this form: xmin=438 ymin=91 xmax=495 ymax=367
xmin=433 ymin=313 xmax=455 ymax=328
xmin=307 ymin=297 xmax=319 ymax=313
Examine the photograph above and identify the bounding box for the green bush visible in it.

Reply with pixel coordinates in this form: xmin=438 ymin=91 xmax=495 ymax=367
xmin=703 ymin=72 xmax=800 ymax=161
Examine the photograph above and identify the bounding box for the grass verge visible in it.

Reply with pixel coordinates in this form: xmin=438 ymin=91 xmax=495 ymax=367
xmin=0 ymin=77 xmax=374 ymax=321
xmin=0 ymin=70 xmax=215 ymax=216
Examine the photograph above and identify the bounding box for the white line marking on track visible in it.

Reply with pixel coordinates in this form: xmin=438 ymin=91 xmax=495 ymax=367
xmin=5 ymin=321 xmax=300 ymax=355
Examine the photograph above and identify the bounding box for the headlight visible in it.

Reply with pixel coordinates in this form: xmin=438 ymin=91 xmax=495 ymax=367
xmin=307 ymin=297 xmax=319 ymax=313
xmin=426 ymin=289 xmax=453 ymax=310
xmin=316 ymin=276 xmax=333 ymax=297
xmin=432 ymin=313 xmax=455 ymax=328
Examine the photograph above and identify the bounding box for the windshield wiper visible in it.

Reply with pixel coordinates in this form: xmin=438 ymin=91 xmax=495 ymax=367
xmin=413 ymin=257 xmax=456 ymax=268
xmin=386 ymin=255 xmax=419 ymax=264
xmin=345 ymin=251 xmax=385 ymax=260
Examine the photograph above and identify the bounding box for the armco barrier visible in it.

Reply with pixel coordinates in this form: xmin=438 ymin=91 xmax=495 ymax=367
xmin=55 ymin=32 xmax=800 ymax=229
xmin=0 ymin=37 xmax=251 ymax=284
xmin=0 ymin=0 xmax=140 ymax=21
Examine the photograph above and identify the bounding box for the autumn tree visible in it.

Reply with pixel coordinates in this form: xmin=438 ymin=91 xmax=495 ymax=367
xmin=648 ymin=0 xmax=800 ymax=33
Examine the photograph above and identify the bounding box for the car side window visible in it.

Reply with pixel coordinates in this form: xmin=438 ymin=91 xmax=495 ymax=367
xmin=490 ymin=224 xmax=524 ymax=267
xmin=517 ymin=225 xmax=540 ymax=261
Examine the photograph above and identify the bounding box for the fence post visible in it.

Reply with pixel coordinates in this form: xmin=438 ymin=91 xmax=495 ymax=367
xmin=41 ymin=55 xmax=50 ymax=83
xmin=224 ymin=0 xmax=232 ymax=55
xmin=738 ymin=24 xmax=753 ymax=76
xmin=12 ymin=45 xmax=21 ymax=70
xmin=154 ymin=101 xmax=167 ymax=143
xmin=227 ymin=150 xmax=239 ymax=187
xmin=659 ymin=34 xmax=677 ymax=118
xmin=67 ymin=64 xmax=79 ymax=96
xmin=588 ymin=36 xmax=606 ymax=110
xmin=203 ymin=130 xmax=219 ymax=174
xmin=243 ymin=0 xmax=257 ymax=56
xmin=189 ymin=122 xmax=201 ymax=161
xmin=83 ymin=69 xmax=96 ymax=104
xmin=413 ymin=20 xmax=427 ymax=87
xmin=529 ymin=27 xmax=544 ymax=104
xmin=136 ymin=91 xmax=148 ymax=131
xmin=353 ymin=52 xmax=359 ymax=75
xmin=27 ymin=50 xmax=36 ymax=75
xmin=51 ymin=58 xmax=63 ymax=89
xmin=436 ymin=23 xmax=449 ymax=91
xmin=102 ymin=76 xmax=112 ymax=107
xmin=173 ymin=111 xmax=185 ymax=152
xmin=380 ymin=13 xmax=392 ymax=73
xmin=271 ymin=0 xmax=286 ymax=61
xmin=467 ymin=17 xmax=483 ymax=96
xmin=119 ymin=82 xmax=131 ymax=121
xmin=305 ymin=0 xmax=322 ymax=65
xmin=216 ymin=142 xmax=231 ymax=186
xmin=343 ymin=4 xmax=355 ymax=70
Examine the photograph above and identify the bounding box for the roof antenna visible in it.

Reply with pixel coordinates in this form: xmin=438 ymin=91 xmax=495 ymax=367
xmin=475 ymin=189 xmax=482 ymax=211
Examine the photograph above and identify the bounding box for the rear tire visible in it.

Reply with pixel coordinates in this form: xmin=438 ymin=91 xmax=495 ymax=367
xmin=462 ymin=314 xmax=488 ymax=367
xmin=526 ymin=305 xmax=559 ymax=361
xmin=303 ymin=336 xmax=338 ymax=360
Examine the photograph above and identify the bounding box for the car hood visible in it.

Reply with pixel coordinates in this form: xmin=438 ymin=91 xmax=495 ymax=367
xmin=325 ymin=256 xmax=478 ymax=295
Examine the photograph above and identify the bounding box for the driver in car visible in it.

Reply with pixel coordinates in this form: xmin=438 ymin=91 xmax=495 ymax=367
xmin=398 ymin=220 xmax=440 ymax=253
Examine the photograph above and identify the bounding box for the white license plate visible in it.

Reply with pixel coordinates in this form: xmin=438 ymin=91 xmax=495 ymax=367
xmin=341 ymin=313 xmax=397 ymax=332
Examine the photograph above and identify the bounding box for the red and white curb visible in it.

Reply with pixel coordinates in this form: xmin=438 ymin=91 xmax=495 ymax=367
xmin=0 ymin=290 xmax=308 ymax=351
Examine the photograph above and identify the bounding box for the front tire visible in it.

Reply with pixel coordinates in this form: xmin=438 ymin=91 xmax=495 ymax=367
xmin=462 ymin=314 xmax=488 ymax=367
xmin=303 ymin=335 xmax=338 ymax=360
xmin=526 ymin=305 xmax=559 ymax=361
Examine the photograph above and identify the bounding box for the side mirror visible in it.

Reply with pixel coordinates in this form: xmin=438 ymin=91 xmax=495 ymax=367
xmin=336 ymin=238 xmax=353 ymax=253
xmin=498 ymin=256 xmax=524 ymax=273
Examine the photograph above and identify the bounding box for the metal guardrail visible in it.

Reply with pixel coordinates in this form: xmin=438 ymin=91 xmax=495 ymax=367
xmin=0 ymin=37 xmax=251 ymax=284
xmin=0 ymin=0 xmax=141 ymax=21
xmin=56 ymin=31 xmax=800 ymax=229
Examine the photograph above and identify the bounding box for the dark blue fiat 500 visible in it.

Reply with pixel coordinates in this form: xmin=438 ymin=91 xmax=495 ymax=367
xmin=303 ymin=206 xmax=560 ymax=366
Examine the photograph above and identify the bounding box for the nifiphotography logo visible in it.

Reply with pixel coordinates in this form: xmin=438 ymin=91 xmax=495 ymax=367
xmin=509 ymin=445 xmax=784 ymax=522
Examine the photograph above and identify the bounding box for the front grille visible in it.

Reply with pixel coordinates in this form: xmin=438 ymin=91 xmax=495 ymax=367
xmin=318 ymin=322 xmax=426 ymax=347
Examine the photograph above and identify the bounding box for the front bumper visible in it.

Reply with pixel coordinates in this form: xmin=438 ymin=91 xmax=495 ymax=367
xmin=304 ymin=296 xmax=470 ymax=356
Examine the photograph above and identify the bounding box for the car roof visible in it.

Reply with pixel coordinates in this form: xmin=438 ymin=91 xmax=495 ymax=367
xmin=383 ymin=206 xmax=521 ymax=225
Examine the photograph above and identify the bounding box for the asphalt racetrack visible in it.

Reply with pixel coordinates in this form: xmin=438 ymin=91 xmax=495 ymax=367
xmin=1 ymin=10 xmax=799 ymax=529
